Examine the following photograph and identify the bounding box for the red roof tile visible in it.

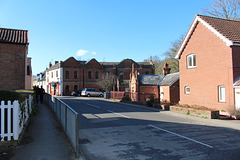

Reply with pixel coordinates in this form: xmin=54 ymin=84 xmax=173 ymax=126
xmin=198 ymin=15 xmax=240 ymax=44
xmin=0 ymin=28 xmax=28 ymax=44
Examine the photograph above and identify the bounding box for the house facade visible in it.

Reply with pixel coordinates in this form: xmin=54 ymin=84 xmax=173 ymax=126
xmin=130 ymin=63 xmax=179 ymax=104
xmin=0 ymin=28 xmax=31 ymax=90
xmin=45 ymin=57 xmax=154 ymax=95
xmin=175 ymin=15 xmax=240 ymax=111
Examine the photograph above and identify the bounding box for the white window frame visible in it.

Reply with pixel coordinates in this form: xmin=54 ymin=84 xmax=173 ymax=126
xmin=218 ymin=86 xmax=225 ymax=102
xmin=185 ymin=86 xmax=190 ymax=94
xmin=187 ymin=54 xmax=196 ymax=68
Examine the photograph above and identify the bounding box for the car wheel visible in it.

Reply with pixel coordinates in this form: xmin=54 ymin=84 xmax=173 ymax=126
xmin=87 ymin=94 xmax=91 ymax=97
xmin=99 ymin=94 xmax=103 ymax=97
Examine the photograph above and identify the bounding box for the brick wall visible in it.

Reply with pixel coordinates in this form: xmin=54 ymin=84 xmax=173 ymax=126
xmin=179 ymin=22 xmax=234 ymax=110
xmin=170 ymin=80 xmax=179 ymax=104
xmin=160 ymin=86 xmax=170 ymax=103
xmin=232 ymin=46 xmax=240 ymax=81
xmin=61 ymin=57 xmax=154 ymax=95
xmin=0 ymin=43 xmax=27 ymax=90
xmin=139 ymin=86 xmax=159 ymax=103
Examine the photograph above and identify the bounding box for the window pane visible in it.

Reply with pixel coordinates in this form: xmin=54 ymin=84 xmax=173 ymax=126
xmin=219 ymin=86 xmax=225 ymax=102
xmin=193 ymin=54 xmax=196 ymax=66
xmin=88 ymin=71 xmax=92 ymax=79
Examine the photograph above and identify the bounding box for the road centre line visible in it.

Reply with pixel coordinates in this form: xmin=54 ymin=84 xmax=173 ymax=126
xmin=86 ymin=103 xmax=101 ymax=109
xmin=107 ymin=110 xmax=130 ymax=119
xmin=148 ymin=124 xmax=213 ymax=149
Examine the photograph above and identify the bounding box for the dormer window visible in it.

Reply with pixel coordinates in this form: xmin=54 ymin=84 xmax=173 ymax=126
xmin=187 ymin=54 xmax=196 ymax=68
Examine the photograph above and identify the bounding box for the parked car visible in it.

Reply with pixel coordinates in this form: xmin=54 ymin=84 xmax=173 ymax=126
xmin=81 ymin=88 xmax=103 ymax=97
xmin=71 ymin=90 xmax=82 ymax=97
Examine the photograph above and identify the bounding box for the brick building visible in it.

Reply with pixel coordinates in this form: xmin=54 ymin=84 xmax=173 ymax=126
xmin=129 ymin=63 xmax=179 ymax=104
xmin=46 ymin=57 xmax=154 ymax=95
xmin=175 ymin=15 xmax=240 ymax=111
xmin=0 ymin=28 xmax=30 ymax=90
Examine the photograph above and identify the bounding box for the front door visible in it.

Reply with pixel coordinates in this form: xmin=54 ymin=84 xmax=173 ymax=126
xmin=235 ymin=88 xmax=240 ymax=110
xmin=160 ymin=87 xmax=163 ymax=102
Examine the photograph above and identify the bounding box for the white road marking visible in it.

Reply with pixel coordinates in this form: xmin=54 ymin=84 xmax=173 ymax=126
xmin=86 ymin=103 xmax=101 ymax=109
xmin=148 ymin=124 xmax=214 ymax=148
xmin=107 ymin=110 xmax=130 ymax=119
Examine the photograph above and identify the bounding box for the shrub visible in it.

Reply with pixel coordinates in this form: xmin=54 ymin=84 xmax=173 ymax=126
xmin=0 ymin=90 xmax=24 ymax=104
xmin=146 ymin=95 xmax=155 ymax=107
xmin=121 ymin=93 xmax=131 ymax=101
xmin=228 ymin=109 xmax=240 ymax=116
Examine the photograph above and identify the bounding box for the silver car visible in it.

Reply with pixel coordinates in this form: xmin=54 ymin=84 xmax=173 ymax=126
xmin=81 ymin=88 xmax=103 ymax=97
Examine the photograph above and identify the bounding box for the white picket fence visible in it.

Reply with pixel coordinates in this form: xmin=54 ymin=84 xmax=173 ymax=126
xmin=0 ymin=95 xmax=33 ymax=142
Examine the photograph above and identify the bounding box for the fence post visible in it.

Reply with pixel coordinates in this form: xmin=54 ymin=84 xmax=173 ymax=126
xmin=7 ymin=101 xmax=12 ymax=141
xmin=13 ymin=100 xmax=19 ymax=140
xmin=1 ymin=101 xmax=5 ymax=141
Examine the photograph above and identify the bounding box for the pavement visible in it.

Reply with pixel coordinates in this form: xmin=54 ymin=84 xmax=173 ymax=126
xmin=10 ymin=103 xmax=83 ymax=160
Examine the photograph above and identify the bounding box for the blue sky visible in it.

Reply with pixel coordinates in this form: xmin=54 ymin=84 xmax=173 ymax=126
xmin=0 ymin=0 xmax=211 ymax=75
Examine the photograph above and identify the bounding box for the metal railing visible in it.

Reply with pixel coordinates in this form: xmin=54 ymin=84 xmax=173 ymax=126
xmin=44 ymin=94 xmax=79 ymax=157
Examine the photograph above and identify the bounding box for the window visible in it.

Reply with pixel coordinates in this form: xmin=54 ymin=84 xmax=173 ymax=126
xmin=51 ymin=72 xmax=53 ymax=78
xmin=74 ymin=85 xmax=78 ymax=91
xmin=88 ymin=71 xmax=92 ymax=79
xmin=119 ymin=72 xmax=124 ymax=82
xmin=218 ymin=86 xmax=225 ymax=102
xmin=187 ymin=54 xmax=196 ymax=68
xmin=145 ymin=71 xmax=150 ymax=75
xmin=65 ymin=71 xmax=69 ymax=79
xmin=27 ymin=65 xmax=31 ymax=75
xmin=95 ymin=71 xmax=99 ymax=79
xmin=74 ymin=71 xmax=78 ymax=79
xmin=65 ymin=85 xmax=70 ymax=94
xmin=56 ymin=71 xmax=58 ymax=77
xmin=185 ymin=86 xmax=190 ymax=94
xmin=106 ymin=71 xmax=110 ymax=77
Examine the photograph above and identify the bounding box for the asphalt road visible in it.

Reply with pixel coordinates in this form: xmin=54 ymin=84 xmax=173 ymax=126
xmin=59 ymin=96 xmax=240 ymax=160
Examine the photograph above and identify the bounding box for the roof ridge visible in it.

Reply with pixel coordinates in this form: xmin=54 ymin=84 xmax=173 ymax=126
xmin=0 ymin=27 xmax=28 ymax=31
xmin=197 ymin=14 xmax=240 ymax=23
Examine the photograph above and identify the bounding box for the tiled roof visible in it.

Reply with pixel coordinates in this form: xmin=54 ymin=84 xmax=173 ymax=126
xmin=234 ymin=76 xmax=240 ymax=86
xmin=0 ymin=28 xmax=28 ymax=44
xmin=159 ymin=72 xmax=179 ymax=86
xmin=47 ymin=63 xmax=61 ymax=71
xmin=198 ymin=15 xmax=240 ymax=44
xmin=138 ymin=75 xmax=164 ymax=86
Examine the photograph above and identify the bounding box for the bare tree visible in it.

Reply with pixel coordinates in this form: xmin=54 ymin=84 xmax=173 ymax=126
xmin=163 ymin=35 xmax=184 ymax=73
xmin=144 ymin=56 xmax=164 ymax=74
xmin=98 ymin=73 xmax=115 ymax=92
xmin=203 ymin=0 xmax=240 ymax=20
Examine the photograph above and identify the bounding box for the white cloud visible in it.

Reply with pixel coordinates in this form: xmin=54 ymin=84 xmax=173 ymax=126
xmin=76 ymin=49 xmax=89 ymax=57
xmin=91 ymin=51 xmax=96 ymax=55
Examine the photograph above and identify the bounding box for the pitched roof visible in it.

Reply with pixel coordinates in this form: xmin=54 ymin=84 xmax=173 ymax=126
xmin=138 ymin=75 xmax=164 ymax=86
xmin=159 ymin=72 xmax=179 ymax=86
xmin=0 ymin=28 xmax=28 ymax=44
xmin=198 ymin=15 xmax=240 ymax=44
xmin=234 ymin=76 xmax=240 ymax=86
xmin=175 ymin=15 xmax=240 ymax=59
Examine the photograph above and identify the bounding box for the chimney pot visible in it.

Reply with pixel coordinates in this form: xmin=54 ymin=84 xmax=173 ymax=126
xmin=163 ymin=63 xmax=171 ymax=76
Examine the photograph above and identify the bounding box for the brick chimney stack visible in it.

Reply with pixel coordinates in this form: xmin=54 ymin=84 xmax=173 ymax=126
xmin=149 ymin=56 xmax=153 ymax=65
xmin=163 ymin=63 xmax=171 ymax=76
xmin=49 ymin=62 xmax=52 ymax=68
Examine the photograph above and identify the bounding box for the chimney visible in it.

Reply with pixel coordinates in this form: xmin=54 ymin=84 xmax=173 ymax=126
xmin=149 ymin=56 xmax=153 ymax=64
xmin=163 ymin=63 xmax=171 ymax=76
xmin=55 ymin=61 xmax=59 ymax=64
xmin=49 ymin=62 xmax=52 ymax=68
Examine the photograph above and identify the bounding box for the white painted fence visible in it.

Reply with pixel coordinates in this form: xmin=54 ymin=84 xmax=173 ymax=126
xmin=0 ymin=95 xmax=33 ymax=142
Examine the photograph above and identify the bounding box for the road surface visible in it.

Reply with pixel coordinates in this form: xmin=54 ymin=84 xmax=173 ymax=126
xmin=60 ymin=96 xmax=240 ymax=160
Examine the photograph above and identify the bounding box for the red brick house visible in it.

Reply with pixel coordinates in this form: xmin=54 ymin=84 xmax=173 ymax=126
xmin=129 ymin=63 xmax=179 ymax=104
xmin=47 ymin=57 xmax=154 ymax=95
xmin=0 ymin=28 xmax=30 ymax=90
xmin=175 ymin=15 xmax=240 ymax=111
